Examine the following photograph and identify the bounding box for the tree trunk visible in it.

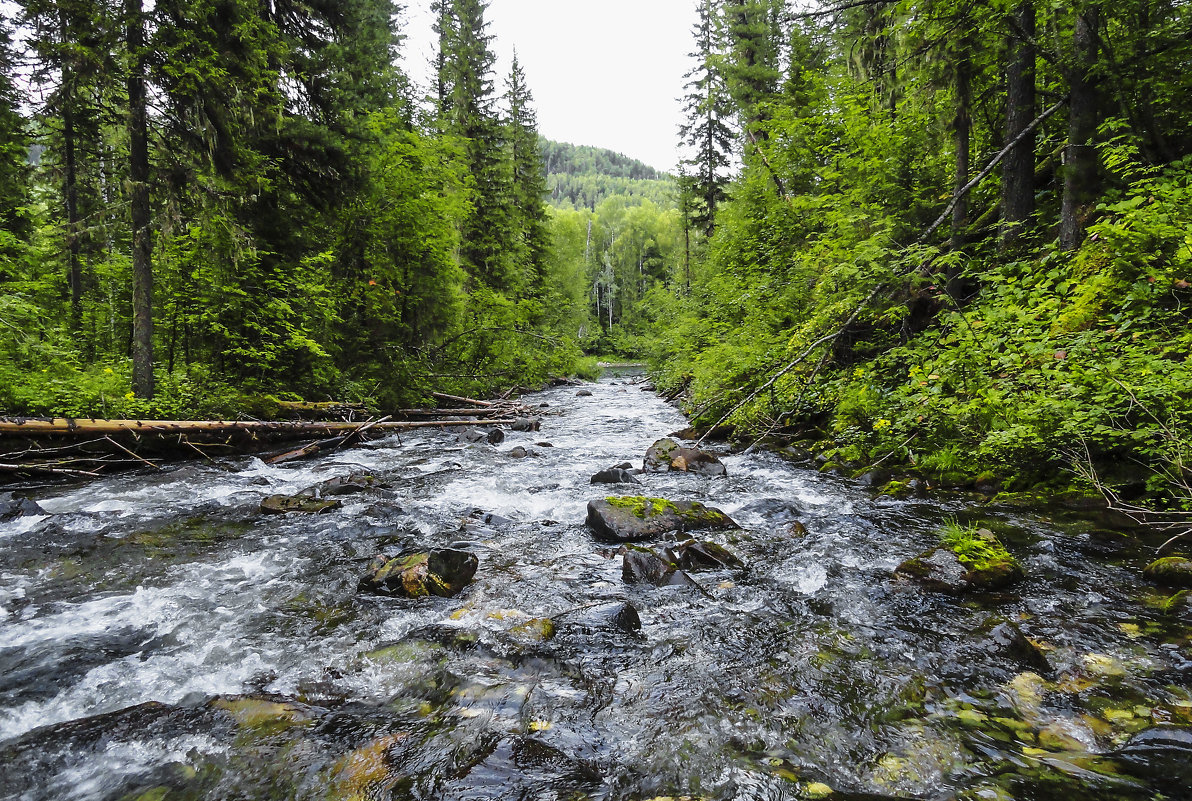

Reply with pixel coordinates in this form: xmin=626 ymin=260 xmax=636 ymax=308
xmin=950 ymin=53 xmax=971 ymax=253
xmin=1000 ymin=0 xmax=1036 ymax=248
xmin=127 ymin=0 xmax=154 ymax=398
xmin=62 ymin=69 xmax=83 ymax=331
xmin=1059 ymin=7 xmax=1100 ymax=251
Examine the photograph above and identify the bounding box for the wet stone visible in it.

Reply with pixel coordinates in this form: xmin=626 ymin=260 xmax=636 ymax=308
xmin=670 ymin=539 xmax=744 ymax=571
xmin=590 ymin=467 xmax=640 ymax=485
xmin=558 ymin=601 xmax=642 ymax=634
xmin=575 ymin=389 xmax=593 ymax=397
xmin=1115 ymin=726 xmax=1192 ymax=789
xmin=621 ymin=546 xmax=702 ymax=590
xmin=299 ymin=472 xmax=390 ymax=498
xmin=988 ymin=621 xmax=1052 ymax=675
xmin=260 ymin=494 xmax=342 ymax=515
xmin=643 ymin=437 xmax=727 ymax=477
xmin=586 ymin=496 xmax=738 ymax=543
xmin=510 ymin=417 xmax=540 ymax=432
xmin=0 ymin=496 xmax=45 ymax=521
xmin=358 ymin=549 xmax=479 ymax=598
xmin=1142 ymin=557 xmax=1192 ymax=588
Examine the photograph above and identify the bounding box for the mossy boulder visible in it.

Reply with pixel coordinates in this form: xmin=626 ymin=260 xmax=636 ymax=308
xmin=358 ymin=549 xmax=478 ymax=598
xmin=1142 ymin=557 xmax=1192 ymax=588
xmin=260 ymin=494 xmax=342 ymax=514
xmin=585 ymin=496 xmax=738 ymax=542
xmin=895 ymin=527 xmax=1023 ymax=593
xmin=643 ymin=438 xmax=727 ymax=476
xmin=299 ymin=472 xmax=390 ymax=498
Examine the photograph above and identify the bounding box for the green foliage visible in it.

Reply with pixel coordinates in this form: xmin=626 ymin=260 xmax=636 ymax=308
xmin=643 ymin=0 xmax=1192 ymax=502
xmin=1 ymin=0 xmax=586 ymax=420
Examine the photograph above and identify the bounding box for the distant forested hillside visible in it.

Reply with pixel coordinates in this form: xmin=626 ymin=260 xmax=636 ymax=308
xmin=540 ymin=139 xmax=675 ymax=210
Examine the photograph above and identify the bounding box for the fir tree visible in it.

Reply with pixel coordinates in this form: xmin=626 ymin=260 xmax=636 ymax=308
xmin=504 ymin=53 xmax=550 ymax=298
xmin=679 ymin=0 xmax=734 ymax=236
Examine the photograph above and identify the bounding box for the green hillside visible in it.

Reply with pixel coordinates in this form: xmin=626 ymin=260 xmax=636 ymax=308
xmin=540 ymin=139 xmax=675 ymax=210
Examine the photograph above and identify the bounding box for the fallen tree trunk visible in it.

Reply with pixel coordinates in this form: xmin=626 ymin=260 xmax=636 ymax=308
xmin=0 ymin=416 xmax=522 ymax=482
xmin=0 ymin=417 xmax=518 ymax=439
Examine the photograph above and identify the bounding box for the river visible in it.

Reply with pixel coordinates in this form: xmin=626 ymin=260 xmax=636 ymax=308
xmin=0 ymin=374 xmax=1188 ymax=800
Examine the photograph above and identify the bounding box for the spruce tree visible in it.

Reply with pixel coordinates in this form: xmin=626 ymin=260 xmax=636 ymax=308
xmin=679 ymin=0 xmax=734 ymax=236
xmin=504 ymin=53 xmax=550 ymax=298
xmin=438 ymin=0 xmax=518 ymax=291
xmin=0 ymin=18 xmax=29 ymax=250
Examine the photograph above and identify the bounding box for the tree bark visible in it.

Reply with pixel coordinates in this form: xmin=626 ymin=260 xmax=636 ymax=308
xmin=61 ymin=60 xmax=84 ymax=330
xmin=1060 ymin=7 xmax=1101 ymax=251
xmin=950 ymin=51 xmax=972 ymax=253
xmin=1000 ymin=0 xmax=1036 ymax=248
xmin=127 ymin=0 xmax=154 ymax=399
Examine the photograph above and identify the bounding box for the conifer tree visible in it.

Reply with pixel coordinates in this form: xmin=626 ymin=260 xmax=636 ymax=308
xmin=0 ymin=18 xmax=29 ymax=251
xmin=679 ymin=0 xmax=734 ymax=236
xmin=721 ymin=0 xmax=784 ymax=150
xmin=438 ymin=0 xmax=517 ymax=291
xmin=504 ymin=53 xmax=550 ymax=298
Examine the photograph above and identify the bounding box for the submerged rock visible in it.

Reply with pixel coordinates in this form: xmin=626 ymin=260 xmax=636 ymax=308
xmin=590 ymin=467 xmax=640 ymax=485
xmin=895 ymin=528 xmax=1024 ymax=593
xmin=1115 ymin=726 xmax=1192 ymax=789
xmin=585 ymin=496 xmax=738 ymax=542
xmin=260 ymin=494 xmax=342 ymax=515
xmin=558 ymin=601 xmax=642 ymax=634
xmin=1142 ymin=557 xmax=1192 ymax=588
xmin=300 ymin=472 xmax=390 ymax=498
xmin=989 ymin=621 xmax=1052 ymax=674
xmin=358 ymin=549 xmax=479 ymax=598
xmin=643 ymin=438 xmax=727 ymax=476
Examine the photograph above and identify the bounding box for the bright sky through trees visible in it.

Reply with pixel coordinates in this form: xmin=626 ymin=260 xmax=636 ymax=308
xmin=403 ymin=0 xmax=697 ymax=172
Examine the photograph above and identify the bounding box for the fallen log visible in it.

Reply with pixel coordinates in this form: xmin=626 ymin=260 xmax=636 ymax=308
xmin=431 ymin=392 xmax=493 ymax=408
xmin=0 ymin=417 xmax=517 ymax=439
xmin=0 ymin=416 xmax=524 ymax=482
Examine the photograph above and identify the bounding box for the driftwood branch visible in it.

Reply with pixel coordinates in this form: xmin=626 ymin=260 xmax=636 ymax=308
xmin=922 ymin=98 xmax=1068 ymax=242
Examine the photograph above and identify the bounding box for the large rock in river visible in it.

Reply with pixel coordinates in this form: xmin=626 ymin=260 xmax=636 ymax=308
xmin=1115 ymin=726 xmax=1192 ymax=790
xmin=643 ymin=438 xmax=727 ymax=477
xmin=895 ymin=529 xmax=1024 ymax=594
xmin=358 ymin=549 xmax=478 ymax=598
xmin=590 ymin=467 xmax=640 ymax=485
xmin=621 ymin=546 xmax=702 ymax=589
xmin=586 ymin=496 xmax=737 ymax=542
xmin=1142 ymin=557 xmax=1192 ymax=588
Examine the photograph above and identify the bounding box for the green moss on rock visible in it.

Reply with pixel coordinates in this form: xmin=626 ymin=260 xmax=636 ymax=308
xmin=1142 ymin=557 xmax=1192 ymax=589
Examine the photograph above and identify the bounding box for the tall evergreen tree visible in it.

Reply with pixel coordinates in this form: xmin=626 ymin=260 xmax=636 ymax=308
xmin=504 ymin=53 xmax=550 ymax=297
xmin=438 ymin=0 xmax=517 ymax=291
xmin=1000 ymin=0 xmax=1036 ymax=247
xmin=0 ymin=17 xmax=29 ymax=251
xmin=722 ymin=0 xmax=784 ymax=150
xmin=679 ymin=0 xmax=734 ymax=236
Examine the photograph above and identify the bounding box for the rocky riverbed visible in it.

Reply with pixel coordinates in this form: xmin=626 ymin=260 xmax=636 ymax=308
xmin=0 ymin=373 xmax=1189 ymax=801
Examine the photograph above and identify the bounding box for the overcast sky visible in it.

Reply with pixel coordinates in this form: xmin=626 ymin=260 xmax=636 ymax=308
xmin=401 ymin=0 xmax=699 ymax=172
